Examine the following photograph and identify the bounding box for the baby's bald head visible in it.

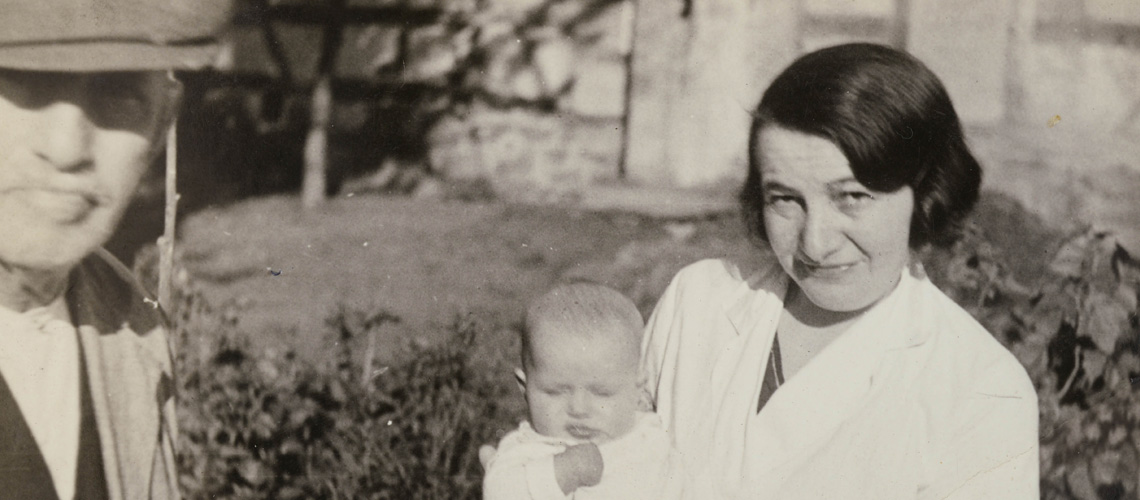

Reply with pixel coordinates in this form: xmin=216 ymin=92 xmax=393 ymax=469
xmin=521 ymin=283 xmax=644 ymax=372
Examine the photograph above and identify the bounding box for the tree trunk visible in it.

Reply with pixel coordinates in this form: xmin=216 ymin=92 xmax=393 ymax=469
xmin=300 ymin=0 xmax=346 ymax=209
xmin=1004 ymin=0 xmax=1036 ymax=125
xmin=302 ymin=76 xmax=332 ymax=208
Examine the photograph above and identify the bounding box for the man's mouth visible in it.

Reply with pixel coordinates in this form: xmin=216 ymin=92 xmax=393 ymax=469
xmin=21 ymin=188 xmax=100 ymax=223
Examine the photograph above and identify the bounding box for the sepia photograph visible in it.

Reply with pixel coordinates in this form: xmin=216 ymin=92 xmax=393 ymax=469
xmin=1 ymin=0 xmax=1138 ymax=498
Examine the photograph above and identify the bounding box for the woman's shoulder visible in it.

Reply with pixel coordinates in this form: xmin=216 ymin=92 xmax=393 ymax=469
xmin=914 ymin=278 xmax=1036 ymax=402
xmin=669 ymin=256 xmax=782 ymax=294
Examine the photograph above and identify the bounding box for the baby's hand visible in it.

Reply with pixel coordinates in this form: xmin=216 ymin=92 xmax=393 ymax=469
xmin=478 ymin=444 xmax=497 ymax=471
xmin=553 ymin=443 xmax=604 ymax=494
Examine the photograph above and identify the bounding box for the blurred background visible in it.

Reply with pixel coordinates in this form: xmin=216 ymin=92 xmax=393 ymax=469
xmin=103 ymin=1 xmax=1140 ymax=498
xmin=113 ymin=0 xmax=1140 ymax=259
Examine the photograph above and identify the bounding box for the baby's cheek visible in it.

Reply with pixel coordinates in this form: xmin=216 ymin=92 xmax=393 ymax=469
xmin=610 ymin=394 xmax=642 ymax=435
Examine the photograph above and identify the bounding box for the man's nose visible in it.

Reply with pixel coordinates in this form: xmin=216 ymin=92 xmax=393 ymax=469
xmin=799 ymin=206 xmax=843 ymax=262
xmin=36 ymin=100 xmax=95 ymax=172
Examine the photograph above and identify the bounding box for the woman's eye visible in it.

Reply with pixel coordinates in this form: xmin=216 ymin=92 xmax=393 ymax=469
xmin=764 ymin=194 xmax=802 ymax=217
xmin=836 ymin=191 xmax=874 ymax=210
xmin=764 ymin=194 xmax=800 ymax=207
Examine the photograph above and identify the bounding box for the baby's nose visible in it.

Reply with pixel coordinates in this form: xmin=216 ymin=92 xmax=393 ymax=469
xmin=567 ymin=391 xmax=591 ymax=417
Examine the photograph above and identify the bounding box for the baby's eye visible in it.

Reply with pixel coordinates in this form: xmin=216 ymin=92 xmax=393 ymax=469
xmin=538 ymin=385 xmax=565 ymax=396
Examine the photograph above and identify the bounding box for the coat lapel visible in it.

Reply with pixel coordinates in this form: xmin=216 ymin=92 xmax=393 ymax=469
xmin=70 ymin=252 xmax=171 ymax=500
xmin=700 ymin=262 xmax=784 ymax=491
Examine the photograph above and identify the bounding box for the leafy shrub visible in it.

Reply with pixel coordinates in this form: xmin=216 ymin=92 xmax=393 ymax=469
xmin=164 ymin=218 xmax=1137 ymax=499
xmin=928 ymin=226 xmax=1140 ymax=499
xmin=174 ymin=295 xmax=512 ymax=500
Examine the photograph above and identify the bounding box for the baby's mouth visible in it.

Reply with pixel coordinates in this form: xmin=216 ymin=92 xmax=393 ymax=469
xmin=566 ymin=424 xmax=597 ymax=440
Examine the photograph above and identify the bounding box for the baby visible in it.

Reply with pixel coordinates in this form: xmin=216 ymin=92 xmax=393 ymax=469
xmin=483 ymin=283 xmax=685 ymax=500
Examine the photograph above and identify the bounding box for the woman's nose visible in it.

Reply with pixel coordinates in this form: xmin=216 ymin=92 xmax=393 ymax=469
xmin=799 ymin=206 xmax=843 ymax=261
xmin=36 ymin=100 xmax=95 ymax=172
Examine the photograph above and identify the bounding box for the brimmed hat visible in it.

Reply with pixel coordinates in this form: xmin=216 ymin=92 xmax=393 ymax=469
xmin=0 ymin=0 xmax=234 ymax=71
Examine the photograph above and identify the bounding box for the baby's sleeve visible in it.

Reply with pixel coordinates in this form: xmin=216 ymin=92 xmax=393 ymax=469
xmin=483 ymin=428 xmax=571 ymax=500
xmin=589 ymin=413 xmax=688 ymax=500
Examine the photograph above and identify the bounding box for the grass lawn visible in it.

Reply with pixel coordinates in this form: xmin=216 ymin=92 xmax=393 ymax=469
xmin=167 ymin=190 xmax=1059 ymax=420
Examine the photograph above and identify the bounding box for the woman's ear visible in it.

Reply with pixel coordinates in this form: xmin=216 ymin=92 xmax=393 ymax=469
xmin=907 ymin=251 xmax=927 ymax=280
xmin=514 ymin=367 xmax=527 ymax=394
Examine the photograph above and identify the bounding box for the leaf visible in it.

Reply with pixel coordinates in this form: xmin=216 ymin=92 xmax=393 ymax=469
xmin=1066 ymin=459 xmax=1099 ymax=500
xmin=277 ymin=486 xmax=306 ymax=500
xmin=1051 ymin=231 xmax=1095 ymax=278
xmin=238 ymin=459 xmax=267 ymax=486
xmin=1090 ymin=448 xmax=1121 ymax=486
xmin=1081 ymin=349 xmax=1108 ymax=384
xmin=1107 ymin=425 xmax=1129 ymax=447
xmin=1080 ymin=291 xmax=1131 ymax=353
xmin=1113 ymin=244 xmax=1140 ymax=285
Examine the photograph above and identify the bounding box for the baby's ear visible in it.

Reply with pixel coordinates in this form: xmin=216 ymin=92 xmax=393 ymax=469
xmin=514 ymin=367 xmax=527 ymax=394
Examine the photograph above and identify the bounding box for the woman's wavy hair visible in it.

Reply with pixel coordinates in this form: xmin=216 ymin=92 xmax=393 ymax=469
xmin=740 ymin=43 xmax=981 ymax=249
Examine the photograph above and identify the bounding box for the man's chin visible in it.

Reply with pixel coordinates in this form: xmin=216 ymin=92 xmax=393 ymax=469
xmin=0 ymin=230 xmax=109 ymax=272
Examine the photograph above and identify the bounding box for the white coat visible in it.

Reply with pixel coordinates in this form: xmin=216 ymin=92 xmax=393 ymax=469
xmin=641 ymin=258 xmax=1039 ymax=499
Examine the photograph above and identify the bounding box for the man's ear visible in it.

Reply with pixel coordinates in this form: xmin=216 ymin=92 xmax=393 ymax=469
xmin=514 ymin=367 xmax=527 ymax=394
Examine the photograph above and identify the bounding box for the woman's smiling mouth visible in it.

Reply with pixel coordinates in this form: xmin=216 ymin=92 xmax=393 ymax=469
xmin=795 ymin=259 xmax=858 ymax=279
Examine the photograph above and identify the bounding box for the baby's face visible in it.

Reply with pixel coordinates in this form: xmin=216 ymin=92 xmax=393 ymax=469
xmin=524 ymin=327 xmax=641 ymax=443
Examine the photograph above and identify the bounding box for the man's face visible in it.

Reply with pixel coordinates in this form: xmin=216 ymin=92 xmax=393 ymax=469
xmin=0 ymin=69 xmax=175 ymax=271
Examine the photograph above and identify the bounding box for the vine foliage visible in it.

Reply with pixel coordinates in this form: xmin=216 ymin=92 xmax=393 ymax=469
xmin=930 ymin=227 xmax=1140 ymax=499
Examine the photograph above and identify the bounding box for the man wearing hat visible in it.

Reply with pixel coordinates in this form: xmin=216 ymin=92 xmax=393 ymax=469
xmin=0 ymin=1 xmax=232 ymax=499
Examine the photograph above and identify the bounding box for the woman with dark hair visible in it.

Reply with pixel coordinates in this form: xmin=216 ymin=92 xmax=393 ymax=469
xmin=642 ymin=43 xmax=1038 ymax=498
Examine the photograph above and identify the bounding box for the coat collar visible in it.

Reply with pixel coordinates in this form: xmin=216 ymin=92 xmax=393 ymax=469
xmin=723 ymin=259 xmax=932 ymax=350
xmin=723 ymin=258 xmax=786 ymax=338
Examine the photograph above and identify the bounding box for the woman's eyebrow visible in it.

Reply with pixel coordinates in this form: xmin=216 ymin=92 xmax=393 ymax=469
xmin=826 ymin=177 xmax=863 ymax=189
xmin=760 ymin=180 xmax=796 ymax=192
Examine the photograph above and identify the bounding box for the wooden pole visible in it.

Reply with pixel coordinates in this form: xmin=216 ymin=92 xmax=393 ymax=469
xmin=617 ymin=0 xmax=636 ymax=179
xmin=158 ymin=122 xmax=179 ymax=313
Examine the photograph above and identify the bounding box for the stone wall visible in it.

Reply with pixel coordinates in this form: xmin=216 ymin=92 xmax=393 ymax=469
xmin=624 ymin=0 xmax=798 ymax=188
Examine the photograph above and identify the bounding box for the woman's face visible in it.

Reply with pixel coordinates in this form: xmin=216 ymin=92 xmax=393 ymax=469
xmin=755 ymin=126 xmax=914 ymax=313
